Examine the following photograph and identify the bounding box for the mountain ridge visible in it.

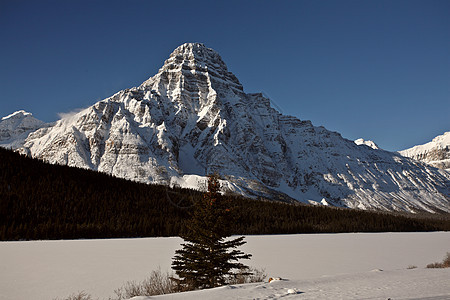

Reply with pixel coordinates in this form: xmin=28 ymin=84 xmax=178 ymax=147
xmin=399 ymin=132 xmax=450 ymax=171
xmin=2 ymin=43 xmax=449 ymax=213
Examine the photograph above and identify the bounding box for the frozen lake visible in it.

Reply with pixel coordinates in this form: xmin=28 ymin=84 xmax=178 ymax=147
xmin=1 ymin=232 xmax=449 ymax=299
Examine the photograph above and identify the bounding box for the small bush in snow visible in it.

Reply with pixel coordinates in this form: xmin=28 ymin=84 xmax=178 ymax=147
xmin=111 ymin=268 xmax=177 ymax=299
xmin=426 ymin=252 xmax=450 ymax=269
xmin=55 ymin=291 xmax=93 ymax=300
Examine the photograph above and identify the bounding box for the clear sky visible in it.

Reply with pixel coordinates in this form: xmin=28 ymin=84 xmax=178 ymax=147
xmin=1 ymin=0 xmax=449 ymax=151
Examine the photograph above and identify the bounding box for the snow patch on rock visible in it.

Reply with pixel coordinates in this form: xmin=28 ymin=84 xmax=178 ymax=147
xmin=354 ymin=138 xmax=380 ymax=150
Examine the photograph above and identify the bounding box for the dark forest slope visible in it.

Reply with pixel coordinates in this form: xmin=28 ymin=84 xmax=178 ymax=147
xmin=1 ymin=148 xmax=448 ymax=240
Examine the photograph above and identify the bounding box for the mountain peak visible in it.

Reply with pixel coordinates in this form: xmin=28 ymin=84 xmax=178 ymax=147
xmin=140 ymin=43 xmax=243 ymax=92
xmin=1 ymin=110 xmax=32 ymax=121
xmin=172 ymin=42 xmax=207 ymax=52
xmin=167 ymin=42 xmax=232 ymax=75
xmin=399 ymin=132 xmax=450 ymax=170
xmin=0 ymin=110 xmax=46 ymax=148
xmin=170 ymin=42 xmax=218 ymax=61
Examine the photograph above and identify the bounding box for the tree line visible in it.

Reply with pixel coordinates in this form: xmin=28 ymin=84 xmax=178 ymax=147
xmin=0 ymin=147 xmax=449 ymax=241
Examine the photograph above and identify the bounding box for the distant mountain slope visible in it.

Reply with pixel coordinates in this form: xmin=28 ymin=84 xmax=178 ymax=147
xmin=2 ymin=43 xmax=449 ymax=213
xmin=399 ymin=132 xmax=450 ymax=171
xmin=0 ymin=110 xmax=47 ymax=148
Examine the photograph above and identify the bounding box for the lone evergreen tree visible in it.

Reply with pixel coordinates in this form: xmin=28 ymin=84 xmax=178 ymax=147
xmin=171 ymin=174 xmax=251 ymax=290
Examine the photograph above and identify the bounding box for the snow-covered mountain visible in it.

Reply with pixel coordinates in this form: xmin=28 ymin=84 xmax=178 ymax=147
xmin=399 ymin=132 xmax=450 ymax=171
xmin=354 ymin=138 xmax=379 ymax=150
xmin=0 ymin=110 xmax=48 ymax=148
xmin=3 ymin=43 xmax=449 ymax=212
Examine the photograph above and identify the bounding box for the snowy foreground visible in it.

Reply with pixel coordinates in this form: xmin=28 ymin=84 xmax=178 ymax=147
xmin=1 ymin=232 xmax=450 ymax=300
xmin=139 ymin=268 xmax=450 ymax=300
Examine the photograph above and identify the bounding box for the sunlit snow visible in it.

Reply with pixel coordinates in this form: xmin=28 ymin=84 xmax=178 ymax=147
xmin=1 ymin=232 xmax=449 ymax=300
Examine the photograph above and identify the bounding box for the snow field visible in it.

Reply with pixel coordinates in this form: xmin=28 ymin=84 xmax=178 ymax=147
xmin=1 ymin=232 xmax=449 ymax=300
xmin=144 ymin=268 xmax=450 ymax=299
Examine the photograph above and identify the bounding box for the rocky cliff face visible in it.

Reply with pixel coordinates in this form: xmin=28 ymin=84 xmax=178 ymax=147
xmin=399 ymin=132 xmax=450 ymax=171
xmin=4 ymin=43 xmax=449 ymax=213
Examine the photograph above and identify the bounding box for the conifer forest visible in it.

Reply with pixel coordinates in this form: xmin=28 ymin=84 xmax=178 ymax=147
xmin=1 ymin=147 xmax=449 ymax=241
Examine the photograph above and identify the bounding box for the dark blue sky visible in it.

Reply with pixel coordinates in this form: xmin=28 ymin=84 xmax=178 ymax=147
xmin=1 ymin=0 xmax=449 ymax=151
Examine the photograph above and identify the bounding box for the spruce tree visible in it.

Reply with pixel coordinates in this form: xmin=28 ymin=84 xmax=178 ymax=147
xmin=171 ymin=174 xmax=251 ymax=290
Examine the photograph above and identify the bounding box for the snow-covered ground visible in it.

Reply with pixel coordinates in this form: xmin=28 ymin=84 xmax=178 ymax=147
xmin=139 ymin=268 xmax=450 ymax=300
xmin=1 ymin=232 xmax=449 ymax=300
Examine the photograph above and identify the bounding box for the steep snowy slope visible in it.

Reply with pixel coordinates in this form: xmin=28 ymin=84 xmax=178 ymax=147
xmin=399 ymin=132 xmax=450 ymax=171
xmin=0 ymin=110 xmax=47 ymax=148
xmin=10 ymin=43 xmax=450 ymax=212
